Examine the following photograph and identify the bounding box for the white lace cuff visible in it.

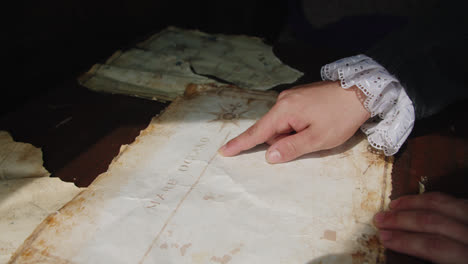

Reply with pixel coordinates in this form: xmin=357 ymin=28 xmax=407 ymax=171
xmin=321 ymin=54 xmax=415 ymax=156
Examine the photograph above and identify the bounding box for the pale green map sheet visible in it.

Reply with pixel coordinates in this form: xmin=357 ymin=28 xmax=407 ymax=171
xmin=79 ymin=27 xmax=303 ymax=101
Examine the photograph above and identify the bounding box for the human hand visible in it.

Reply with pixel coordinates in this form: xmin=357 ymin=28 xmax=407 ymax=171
xmin=218 ymin=81 xmax=370 ymax=163
xmin=374 ymin=192 xmax=468 ymax=264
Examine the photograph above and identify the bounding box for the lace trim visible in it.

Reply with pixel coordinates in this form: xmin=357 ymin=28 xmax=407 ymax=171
xmin=321 ymin=54 xmax=415 ymax=156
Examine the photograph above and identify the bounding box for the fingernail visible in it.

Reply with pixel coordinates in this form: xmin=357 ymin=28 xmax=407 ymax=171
xmin=266 ymin=149 xmax=281 ymax=163
xmin=389 ymin=199 xmax=400 ymax=209
xmin=378 ymin=230 xmax=392 ymax=241
xmin=218 ymin=144 xmax=228 ymax=156
xmin=374 ymin=212 xmax=386 ymax=224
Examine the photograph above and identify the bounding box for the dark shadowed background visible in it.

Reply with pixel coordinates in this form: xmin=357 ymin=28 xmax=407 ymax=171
xmin=8 ymin=0 xmax=443 ymax=116
xmin=7 ymin=0 xmax=288 ymax=115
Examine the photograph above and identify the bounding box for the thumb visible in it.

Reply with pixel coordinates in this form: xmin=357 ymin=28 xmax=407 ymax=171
xmin=265 ymin=129 xmax=321 ymax=163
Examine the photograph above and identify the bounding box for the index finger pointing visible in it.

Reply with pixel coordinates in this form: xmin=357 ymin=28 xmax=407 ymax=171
xmin=219 ymin=113 xmax=277 ymax=157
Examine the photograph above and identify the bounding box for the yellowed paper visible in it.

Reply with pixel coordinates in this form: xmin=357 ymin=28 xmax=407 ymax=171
xmin=0 ymin=178 xmax=83 ymax=264
xmin=0 ymin=131 xmax=48 ymax=180
xmin=10 ymin=86 xmax=391 ymax=264
xmin=0 ymin=132 xmax=83 ymax=263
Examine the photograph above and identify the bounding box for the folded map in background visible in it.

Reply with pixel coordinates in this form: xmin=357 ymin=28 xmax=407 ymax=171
xmin=10 ymin=86 xmax=391 ymax=264
xmin=79 ymin=27 xmax=303 ymax=101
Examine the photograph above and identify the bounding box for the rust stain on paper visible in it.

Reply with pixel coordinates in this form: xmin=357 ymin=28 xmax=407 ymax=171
xmin=180 ymin=243 xmax=192 ymax=256
xmin=351 ymin=234 xmax=385 ymax=264
xmin=210 ymin=254 xmax=232 ymax=264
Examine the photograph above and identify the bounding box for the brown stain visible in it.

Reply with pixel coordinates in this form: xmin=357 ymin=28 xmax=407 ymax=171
xmin=160 ymin=243 xmax=168 ymax=249
xmin=12 ymin=246 xmax=72 ymax=264
xmin=360 ymin=191 xmax=379 ymax=211
xmin=183 ymin=82 xmax=231 ymax=99
xmin=40 ymin=247 xmax=51 ymax=256
xmin=341 ymin=134 xmax=388 ymax=175
xmin=61 ymin=196 xmax=86 ymax=215
xmin=184 ymin=83 xmax=260 ymax=101
xmin=351 ymin=234 xmax=385 ymax=264
xmin=351 ymin=251 xmax=366 ymax=264
xmin=139 ymin=124 xmax=157 ymax=137
xmin=180 ymin=243 xmax=192 ymax=256
xmin=362 ymin=145 xmax=387 ymax=173
xmin=246 ymin=98 xmax=256 ymax=105
xmin=210 ymin=254 xmax=232 ymax=264
xmin=37 ymin=240 xmax=46 ymax=247
xmin=21 ymin=248 xmax=34 ymax=259
xmin=203 ymin=195 xmax=215 ymax=200
xmin=9 ymin=189 xmax=94 ymax=262
xmin=44 ymin=214 xmax=62 ymax=229
xmin=322 ymin=230 xmax=336 ymax=241
xmin=16 ymin=147 xmax=37 ymax=163
xmin=184 ymin=83 xmax=201 ymax=99
xmin=230 ymin=248 xmax=241 ymax=255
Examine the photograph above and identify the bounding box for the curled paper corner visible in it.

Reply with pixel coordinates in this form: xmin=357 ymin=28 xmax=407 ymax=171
xmin=0 ymin=131 xmax=84 ymax=264
xmin=0 ymin=131 xmax=50 ymax=180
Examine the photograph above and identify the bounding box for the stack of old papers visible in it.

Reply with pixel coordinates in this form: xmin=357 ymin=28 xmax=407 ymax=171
xmin=79 ymin=27 xmax=303 ymax=101
xmin=10 ymin=86 xmax=391 ymax=263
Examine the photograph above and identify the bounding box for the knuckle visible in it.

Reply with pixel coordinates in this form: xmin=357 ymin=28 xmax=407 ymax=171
xmin=420 ymin=213 xmax=443 ymax=228
xmin=287 ymin=117 xmax=306 ymax=132
xmin=284 ymin=140 xmax=298 ymax=157
xmin=395 ymin=196 xmax=410 ymax=208
xmin=275 ymin=97 xmax=291 ymax=108
xmin=427 ymin=192 xmax=451 ymax=202
xmin=383 ymin=211 xmax=397 ymax=226
xmin=426 ymin=192 xmax=452 ymax=209
xmin=383 ymin=231 xmax=406 ymax=249
xmin=277 ymin=90 xmax=289 ymax=100
xmin=308 ymin=133 xmax=325 ymax=150
xmin=245 ymin=124 xmax=258 ymax=138
xmin=423 ymin=235 xmax=446 ymax=254
xmin=275 ymin=94 xmax=300 ymax=108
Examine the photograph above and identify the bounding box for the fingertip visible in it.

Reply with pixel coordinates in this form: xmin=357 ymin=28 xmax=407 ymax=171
xmin=378 ymin=230 xmax=393 ymax=242
xmin=374 ymin=212 xmax=387 ymax=226
xmin=389 ymin=198 xmax=400 ymax=210
xmin=218 ymin=140 xmax=239 ymax=157
xmin=266 ymin=148 xmax=282 ymax=164
xmin=218 ymin=144 xmax=228 ymax=156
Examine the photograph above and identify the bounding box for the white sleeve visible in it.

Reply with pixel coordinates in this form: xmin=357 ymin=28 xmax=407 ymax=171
xmin=321 ymin=54 xmax=415 ymax=156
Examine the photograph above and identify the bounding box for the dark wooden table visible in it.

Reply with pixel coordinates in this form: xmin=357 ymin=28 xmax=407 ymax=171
xmin=2 ymin=44 xmax=467 ymax=263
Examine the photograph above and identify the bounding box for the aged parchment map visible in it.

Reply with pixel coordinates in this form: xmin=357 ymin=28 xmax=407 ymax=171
xmin=79 ymin=27 xmax=303 ymax=101
xmin=10 ymin=86 xmax=391 ymax=264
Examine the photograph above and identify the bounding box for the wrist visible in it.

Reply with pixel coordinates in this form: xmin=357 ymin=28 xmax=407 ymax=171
xmin=321 ymin=55 xmax=415 ymax=156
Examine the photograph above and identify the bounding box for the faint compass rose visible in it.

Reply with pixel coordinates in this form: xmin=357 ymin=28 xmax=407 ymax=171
xmin=208 ymin=103 xmax=250 ymax=131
